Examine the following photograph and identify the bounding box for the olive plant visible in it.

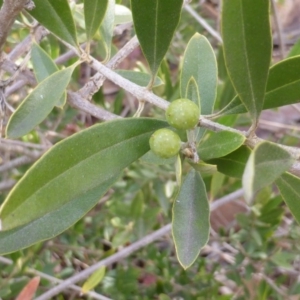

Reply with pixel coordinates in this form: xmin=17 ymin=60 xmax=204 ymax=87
xmin=0 ymin=0 xmax=300 ymax=273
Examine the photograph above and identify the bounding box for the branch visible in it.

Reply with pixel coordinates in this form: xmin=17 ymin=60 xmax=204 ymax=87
xmin=0 ymin=257 xmax=111 ymax=300
xmin=0 ymin=0 xmax=34 ymax=52
xmin=34 ymin=190 xmax=243 ymax=300
xmin=271 ymin=0 xmax=285 ymax=59
xmin=184 ymin=4 xmax=222 ymax=43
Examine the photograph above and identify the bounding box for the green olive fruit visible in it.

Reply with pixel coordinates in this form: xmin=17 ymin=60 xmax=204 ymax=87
xmin=166 ymin=98 xmax=200 ymax=130
xmin=149 ymin=128 xmax=181 ymax=158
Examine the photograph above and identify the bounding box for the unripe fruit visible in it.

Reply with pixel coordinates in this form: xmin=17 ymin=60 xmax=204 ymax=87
xmin=166 ymin=99 xmax=200 ymax=130
xmin=149 ymin=128 xmax=181 ymax=158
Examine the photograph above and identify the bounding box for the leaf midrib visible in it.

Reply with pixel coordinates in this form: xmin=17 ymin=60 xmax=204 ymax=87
xmin=239 ymin=1 xmax=256 ymax=116
xmin=2 ymin=129 xmax=153 ymax=218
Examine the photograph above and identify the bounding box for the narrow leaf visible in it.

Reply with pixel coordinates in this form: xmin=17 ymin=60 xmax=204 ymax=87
xmin=189 ymin=162 xmax=217 ymax=177
xmin=222 ymin=0 xmax=271 ymax=123
xmin=6 ymin=65 xmax=76 ymax=138
xmin=181 ymin=33 xmax=217 ymax=115
xmin=276 ymin=172 xmax=300 ymax=225
xmin=173 ymin=169 xmax=210 ymax=269
xmin=185 ymin=77 xmax=202 ymax=143
xmin=0 ymin=175 xmax=118 ymax=255
xmin=287 ymin=38 xmax=300 ymax=58
xmin=198 ymin=131 xmax=245 ymax=161
xmin=29 ymin=0 xmax=78 ymax=47
xmin=31 ymin=43 xmax=57 ymax=82
xmin=114 ymin=4 xmax=132 ymax=25
xmin=0 ymin=119 xmax=167 ymax=254
xmin=100 ymin=0 xmax=115 ymax=60
xmin=219 ymin=56 xmax=300 ymax=115
xmin=84 ymin=0 xmax=108 ymax=41
xmin=16 ymin=277 xmax=40 ymax=300
xmin=186 ymin=77 xmax=200 ymax=111
xmin=242 ymin=142 xmax=294 ymax=203
xmin=116 ymin=70 xmax=163 ymax=87
xmin=131 ymin=0 xmax=183 ymax=77
xmin=31 ymin=43 xmax=65 ymax=107
xmin=141 ymin=151 xmax=176 ymax=165
xmin=208 ymin=146 xmax=251 ymax=178
xmin=1 ymin=118 xmax=167 ymax=231
xmin=82 ymin=267 xmax=106 ymax=293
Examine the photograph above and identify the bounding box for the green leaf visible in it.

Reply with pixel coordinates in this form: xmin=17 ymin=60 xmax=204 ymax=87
xmin=1 ymin=118 xmax=166 ymax=230
xmin=189 ymin=162 xmax=217 ymax=177
xmin=31 ymin=43 xmax=58 ymax=82
xmin=114 ymin=4 xmax=132 ymax=25
xmin=99 ymin=0 xmax=115 ymax=60
xmin=0 ymin=119 xmax=167 ymax=254
xmin=198 ymin=131 xmax=245 ymax=161
xmin=140 ymin=151 xmax=176 ymax=165
xmin=185 ymin=77 xmax=203 ymax=143
xmin=219 ymin=56 xmax=300 ymax=115
xmin=131 ymin=0 xmax=183 ymax=77
xmin=29 ymin=0 xmax=78 ymax=47
xmin=6 ymin=65 xmax=76 ymax=139
xmin=82 ymin=267 xmax=106 ymax=293
xmin=84 ymin=0 xmax=108 ymax=41
xmin=222 ymin=0 xmax=271 ymax=123
xmin=31 ymin=43 xmax=65 ymax=108
xmin=116 ymin=70 xmax=163 ymax=87
xmin=242 ymin=142 xmax=294 ymax=203
xmin=276 ymin=173 xmax=300 ymax=225
xmin=287 ymin=38 xmax=300 ymax=58
xmin=208 ymin=146 xmax=251 ymax=178
xmin=210 ymin=172 xmax=225 ymax=200
xmin=0 ymin=175 xmax=118 ymax=255
xmin=181 ymin=33 xmax=217 ymax=115
xmin=186 ymin=77 xmax=200 ymax=111
xmin=173 ymin=169 xmax=210 ymax=269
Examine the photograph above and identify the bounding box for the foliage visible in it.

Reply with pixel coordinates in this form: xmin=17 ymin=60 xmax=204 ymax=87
xmin=0 ymin=0 xmax=300 ymax=299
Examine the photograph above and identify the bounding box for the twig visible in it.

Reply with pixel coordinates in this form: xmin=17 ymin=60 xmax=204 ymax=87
xmin=0 ymin=154 xmax=41 ymax=173
xmin=0 ymin=179 xmax=16 ymax=191
xmin=1 ymin=138 xmax=50 ymax=150
xmin=210 ymin=188 xmax=244 ymax=211
xmin=34 ymin=190 xmax=243 ymax=300
xmin=271 ymin=0 xmax=285 ymax=59
xmin=34 ymin=224 xmax=172 ymax=300
xmin=0 ymin=0 xmax=34 ymax=52
xmin=0 ymin=257 xmax=111 ymax=300
xmin=184 ymin=4 xmax=222 ymax=43
xmin=67 ymin=91 xmax=119 ymax=121
xmin=79 ymin=35 xmax=139 ymax=99
xmin=0 ymin=143 xmax=41 ymax=158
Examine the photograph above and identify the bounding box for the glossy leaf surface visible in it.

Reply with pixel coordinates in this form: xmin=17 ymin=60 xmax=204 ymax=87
xmin=219 ymin=56 xmax=300 ymax=115
xmin=29 ymin=0 xmax=78 ymax=47
xmin=84 ymin=0 xmax=108 ymax=41
xmin=198 ymin=131 xmax=245 ymax=161
xmin=276 ymin=172 xmax=300 ymax=225
xmin=181 ymin=33 xmax=217 ymax=115
xmin=222 ymin=0 xmax=271 ymax=123
xmin=242 ymin=142 xmax=294 ymax=203
xmin=131 ymin=0 xmax=183 ymax=76
xmin=31 ymin=43 xmax=65 ymax=107
xmin=1 ymin=118 xmax=167 ymax=231
xmin=173 ymin=169 xmax=210 ymax=269
xmin=6 ymin=65 xmax=76 ymax=138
